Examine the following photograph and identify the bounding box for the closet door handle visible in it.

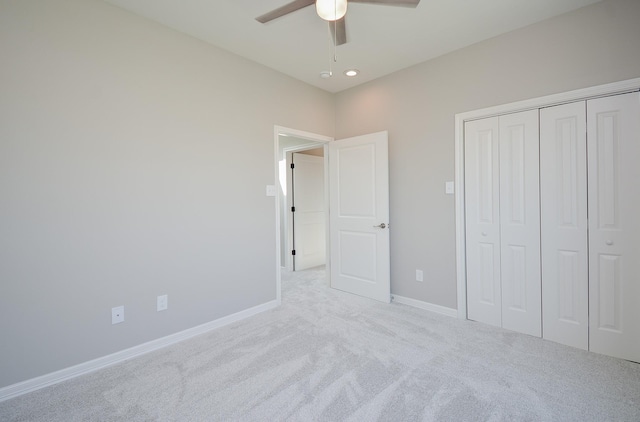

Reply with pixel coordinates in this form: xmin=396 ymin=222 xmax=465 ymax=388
xmin=481 ymin=232 xmax=488 ymax=237
xmin=605 ymin=240 xmax=613 ymax=246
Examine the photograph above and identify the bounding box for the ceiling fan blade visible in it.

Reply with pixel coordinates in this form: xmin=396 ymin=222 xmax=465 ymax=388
xmin=256 ymin=0 xmax=315 ymax=23
xmin=349 ymin=0 xmax=420 ymax=7
xmin=329 ymin=17 xmax=347 ymax=46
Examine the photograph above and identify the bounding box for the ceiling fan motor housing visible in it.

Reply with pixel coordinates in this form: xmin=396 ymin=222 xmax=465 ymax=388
xmin=316 ymin=0 xmax=348 ymax=21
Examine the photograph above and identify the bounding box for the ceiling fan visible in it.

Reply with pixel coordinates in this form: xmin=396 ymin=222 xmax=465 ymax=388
xmin=256 ymin=0 xmax=421 ymax=46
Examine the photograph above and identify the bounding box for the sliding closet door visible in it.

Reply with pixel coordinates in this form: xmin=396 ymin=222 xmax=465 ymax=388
xmin=540 ymin=102 xmax=588 ymax=350
xmin=498 ymin=110 xmax=541 ymax=337
xmin=465 ymin=117 xmax=502 ymax=328
xmin=587 ymin=92 xmax=640 ymax=363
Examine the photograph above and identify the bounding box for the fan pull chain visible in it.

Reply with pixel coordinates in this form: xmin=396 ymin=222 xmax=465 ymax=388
xmin=326 ymin=0 xmax=340 ymax=77
xmin=333 ymin=15 xmax=338 ymax=63
xmin=330 ymin=0 xmax=338 ymax=76
xmin=334 ymin=0 xmax=338 ymax=62
xmin=328 ymin=31 xmax=333 ymax=77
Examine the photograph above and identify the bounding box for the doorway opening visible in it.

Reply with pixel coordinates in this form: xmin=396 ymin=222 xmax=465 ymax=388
xmin=289 ymin=149 xmax=325 ymax=272
xmin=274 ymin=126 xmax=332 ymax=305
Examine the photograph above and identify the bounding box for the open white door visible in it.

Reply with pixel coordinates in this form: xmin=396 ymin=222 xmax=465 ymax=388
xmin=329 ymin=131 xmax=390 ymax=303
xmin=292 ymin=152 xmax=325 ymax=270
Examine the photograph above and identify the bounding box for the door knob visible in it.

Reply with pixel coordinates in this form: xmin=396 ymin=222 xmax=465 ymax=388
xmin=481 ymin=232 xmax=487 ymax=237
xmin=373 ymin=223 xmax=386 ymax=229
xmin=606 ymin=240 xmax=613 ymax=246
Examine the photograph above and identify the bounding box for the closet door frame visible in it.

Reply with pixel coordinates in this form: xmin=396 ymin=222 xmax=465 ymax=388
xmin=454 ymin=77 xmax=640 ymax=321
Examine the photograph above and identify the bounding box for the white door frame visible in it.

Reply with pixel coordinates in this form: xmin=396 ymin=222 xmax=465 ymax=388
xmin=274 ymin=126 xmax=332 ymax=305
xmin=454 ymin=78 xmax=640 ymax=320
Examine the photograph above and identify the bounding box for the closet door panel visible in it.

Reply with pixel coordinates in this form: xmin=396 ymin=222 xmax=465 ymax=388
xmin=465 ymin=117 xmax=502 ymax=328
xmin=498 ymin=110 xmax=541 ymax=337
xmin=587 ymin=92 xmax=640 ymax=363
xmin=540 ymin=102 xmax=588 ymax=350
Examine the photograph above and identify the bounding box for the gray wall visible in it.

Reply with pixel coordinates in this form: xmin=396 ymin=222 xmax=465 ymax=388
xmin=0 ymin=0 xmax=334 ymax=388
xmin=335 ymin=0 xmax=640 ymax=309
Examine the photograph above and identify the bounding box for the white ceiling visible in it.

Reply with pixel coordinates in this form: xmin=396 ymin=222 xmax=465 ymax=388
xmin=102 ymin=0 xmax=601 ymax=93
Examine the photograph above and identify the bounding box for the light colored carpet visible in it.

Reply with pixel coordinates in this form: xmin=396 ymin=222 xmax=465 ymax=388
xmin=1 ymin=266 xmax=639 ymax=421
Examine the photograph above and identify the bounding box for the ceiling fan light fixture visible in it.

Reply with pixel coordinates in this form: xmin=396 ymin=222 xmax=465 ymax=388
xmin=316 ymin=0 xmax=347 ymax=22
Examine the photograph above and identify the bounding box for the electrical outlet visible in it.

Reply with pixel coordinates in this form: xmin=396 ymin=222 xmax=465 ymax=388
xmin=416 ymin=269 xmax=424 ymax=282
xmin=157 ymin=294 xmax=168 ymax=312
xmin=112 ymin=306 xmax=124 ymax=324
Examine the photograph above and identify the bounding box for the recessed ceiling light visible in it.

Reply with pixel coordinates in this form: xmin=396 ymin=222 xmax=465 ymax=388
xmin=319 ymin=71 xmax=333 ymax=79
xmin=344 ymin=69 xmax=359 ymax=77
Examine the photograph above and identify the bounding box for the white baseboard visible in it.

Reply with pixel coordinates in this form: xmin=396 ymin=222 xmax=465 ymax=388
xmin=0 ymin=300 xmax=279 ymax=403
xmin=392 ymin=295 xmax=457 ymax=318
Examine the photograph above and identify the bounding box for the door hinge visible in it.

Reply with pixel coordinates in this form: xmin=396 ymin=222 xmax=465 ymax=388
xmin=290 ymin=163 xmax=295 ymax=169
xmin=291 ymin=206 xmax=295 ymax=212
xmin=292 ymin=250 xmax=296 ymax=256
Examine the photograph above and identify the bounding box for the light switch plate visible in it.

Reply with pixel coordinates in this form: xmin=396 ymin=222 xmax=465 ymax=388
xmin=445 ymin=181 xmax=454 ymax=195
xmin=266 ymin=185 xmax=276 ymax=197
